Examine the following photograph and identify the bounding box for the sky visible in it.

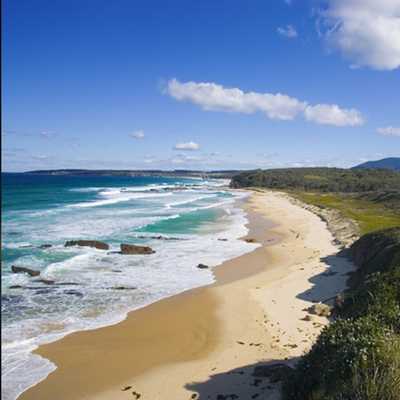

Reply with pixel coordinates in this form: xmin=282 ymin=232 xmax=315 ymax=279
xmin=2 ymin=0 xmax=400 ymax=172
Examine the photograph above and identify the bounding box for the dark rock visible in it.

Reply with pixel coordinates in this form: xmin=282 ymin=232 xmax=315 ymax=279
xmin=35 ymin=289 xmax=54 ymax=295
xmin=197 ymin=263 xmax=209 ymax=269
xmin=35 ymin=279 xmax=55 ymax=285
xmin=111 ymin=286 xmax=136 ymax=290
xmin=218 ymin=238 xmax=228 ymax=241
xmin=63 ymin=290 xmax=84 ymax=296
xmin=245 ymin=238 xmax=257 ymax=243
xmin=11 ymin=266 xmax=40 ymax=276
xmin=65 ymin=240 xmax=109 ymax=250
xmin=40 ymin=244 xmax=52 ymax=249
xmin=252 ymin=363 xmax=292 ymax=383
xmin=120 ymin=243 xmax=155 ymax=255
xmin=10 ymin=285 xmax=23 ymax=289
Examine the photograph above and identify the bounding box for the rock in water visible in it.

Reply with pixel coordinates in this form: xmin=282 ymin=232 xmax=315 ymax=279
xmin=196 ymin=263 xmax=209 ymax=269
xmin=120 ymin=243 xmax=155 ymax=255
xmin=11 ymin=266 xmax=40 ymax=276
xmin=65 ymin=240 xmax=109 ymax=250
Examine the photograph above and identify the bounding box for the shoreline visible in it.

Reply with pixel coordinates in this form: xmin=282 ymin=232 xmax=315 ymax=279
xmin=19 ymin=190 xmax=356 ymax=400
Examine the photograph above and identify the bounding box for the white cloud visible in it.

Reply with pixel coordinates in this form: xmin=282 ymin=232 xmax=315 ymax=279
xmin=131 ymin=130 xmax=145 ymax=138
xmin=320 ymin=0 xmax=400 ymax=70
xmin=376 ymin=126 xmax=400 ymax=137
xmin=166 ymin=78 xmax=306 ymax=121
xmin=70 ymin=143 xmax=79 ymax=148
xmin=173 ymin=141 xmax=200 ymax=151
xmin=166 ymin=79 xmax=365 ymax=126
xmin=277 ymin=25 xmax=298 ymax=38
xmin=39 ymin=131 xmax=57 ymax=138
xmin=304 ymin=104 xmax=365 ymax=126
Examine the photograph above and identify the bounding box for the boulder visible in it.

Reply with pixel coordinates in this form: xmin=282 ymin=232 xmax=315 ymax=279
xmin=309 ymin=303 xmax=331 ymax=317
xmin=11 ymin=266 xmax=40 ymax=277
xmin=40 ymin=244 xmax=52 ymax=249
xmin=197 ymin=263 xmax=209 ymax=269
xmin=252 ymin=363 xmax=292 ymax=382
xmin=65 ymin=240 xmax=109 ymax=250
xmin=120 ymin=243 xmax=155 ymax=255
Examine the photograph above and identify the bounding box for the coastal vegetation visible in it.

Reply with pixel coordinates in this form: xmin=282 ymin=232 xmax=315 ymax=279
xmin=229 ymin=167 xmax=400 ymax=193
xmin=281 ymin=226 xmax=400 ymax=399
xmin=230 ymin=167 xmax=400 ymax=399
xmin=230 ymin=167 xmax=400 ymax=236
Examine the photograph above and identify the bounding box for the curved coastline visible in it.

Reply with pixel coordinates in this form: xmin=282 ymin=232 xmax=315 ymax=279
xmin=19 ymin=190 xmax=356 ymax=400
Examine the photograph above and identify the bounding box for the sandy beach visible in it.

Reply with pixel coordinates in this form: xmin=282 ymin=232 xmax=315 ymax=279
xmin=19 ymin=190 xmax=356 ymax=400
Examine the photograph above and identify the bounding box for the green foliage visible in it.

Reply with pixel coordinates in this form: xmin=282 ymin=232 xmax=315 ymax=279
xmin=292 ymin=192 xmax=400 ymax=235
xmin=339 ymin=269 xmax=400 ymax=332
xmin=230 ymin=168 xmax=400 ymax=193
xmin=282 ymin=317 xmax=397 ymax=400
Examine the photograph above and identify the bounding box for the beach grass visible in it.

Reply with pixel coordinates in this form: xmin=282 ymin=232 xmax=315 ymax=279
xmin=292 ymin=191 xmax=400 ymax=235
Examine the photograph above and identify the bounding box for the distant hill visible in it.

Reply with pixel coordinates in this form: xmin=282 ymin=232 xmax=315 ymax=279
xmin=230 ymin=167 xmax=400 ymax=192
xmin=351 ymin=157 xmax=400 ymax=171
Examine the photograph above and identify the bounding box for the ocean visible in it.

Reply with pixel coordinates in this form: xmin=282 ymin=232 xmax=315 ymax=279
xmin=1 ymin=173 xmax=258 ymax=400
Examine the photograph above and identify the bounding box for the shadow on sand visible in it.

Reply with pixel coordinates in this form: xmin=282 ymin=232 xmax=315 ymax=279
xmin=185 ymin=250 xmax=355 ymax=400
xmin=185 ymin=358 xmax=300 ymax=399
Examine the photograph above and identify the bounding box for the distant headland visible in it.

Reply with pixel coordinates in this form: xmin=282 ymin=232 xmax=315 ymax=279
xmin=24 ymin=169 xmax=240 ymax=179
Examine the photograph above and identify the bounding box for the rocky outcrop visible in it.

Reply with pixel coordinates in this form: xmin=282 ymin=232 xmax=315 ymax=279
xmin=40 ymin=244 xmax=52 ymax=249
xmin=308 ymin=303 xmax=331 ymax=317
xmin=65 ymin=240 xmax=109 ymax=250
xmin=120 ymin=243 xmax=155 ymax=255
xmin=11 ymin=266 xmax=40 ymax=276
xmin=252 ymin=363 xmax=293 ymax=383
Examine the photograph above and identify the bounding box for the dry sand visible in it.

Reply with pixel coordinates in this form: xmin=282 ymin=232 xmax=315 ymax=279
xmin=19 ymin=190 xmax=356 ymax=400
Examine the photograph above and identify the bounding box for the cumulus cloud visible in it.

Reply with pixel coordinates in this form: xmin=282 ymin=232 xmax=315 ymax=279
xmin=277 ymin=25 xmax=298 ymax=38
xmin=166 ymin=79 xmax=365 ymax=126
xmin=131 ymin=130 xmax=145 ymax=138
xmin=320 ymin=0 xmax=400 ymax=70
xmin=376 ymin=126 xmax=400 ymax=137
xmin=304 ymin=104 xmax=365 ymax=126
xmin=173 ymin=141 xmax=200 ymax=151
xmin=166 ymin=78 xmax=306 ymax=121
xmin=39 ymin=131 xmax=57 ymax=138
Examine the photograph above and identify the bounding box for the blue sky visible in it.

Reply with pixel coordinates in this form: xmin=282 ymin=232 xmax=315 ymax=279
xmin=2 ymin=0 xmax=400 ymax=172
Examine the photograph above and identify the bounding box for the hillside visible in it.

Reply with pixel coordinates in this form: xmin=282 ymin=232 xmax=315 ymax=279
xmin=230 ymin=167 xmax=400 ymax=192
xmin=351 ymin=157 xmax=400 ymax=171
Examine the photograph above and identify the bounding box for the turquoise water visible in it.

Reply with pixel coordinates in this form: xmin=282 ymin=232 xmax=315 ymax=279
xmin=1 ymin=173 xmax=257 ymax=400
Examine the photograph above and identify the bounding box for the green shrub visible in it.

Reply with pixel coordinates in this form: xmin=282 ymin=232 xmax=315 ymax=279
xmin=282 ymin=317 xmax=399 ymax=400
